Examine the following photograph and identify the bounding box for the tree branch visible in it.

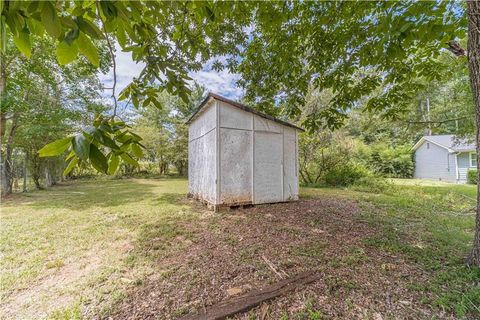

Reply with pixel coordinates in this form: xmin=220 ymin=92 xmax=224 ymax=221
xmin=405 ymin=116 xmax=468 ymax=125
xmin=96 ymin=1 xmax=118 ymax=118
xmin=447 ymin=41 xmax=466 ymax=57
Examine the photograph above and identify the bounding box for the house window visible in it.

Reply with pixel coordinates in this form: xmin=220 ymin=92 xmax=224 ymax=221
xmin=470 ymin=152 xmax=477 ymax=168
xmin=426 ymin=143 xmax=430 ymax=149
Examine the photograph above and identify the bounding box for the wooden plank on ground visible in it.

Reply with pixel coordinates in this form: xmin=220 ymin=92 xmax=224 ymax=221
xmin=179 ymin=271 xmax=320 ymax=320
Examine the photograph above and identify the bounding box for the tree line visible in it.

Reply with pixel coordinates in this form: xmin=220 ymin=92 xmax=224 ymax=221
xmin=297 ymin=50 xmax=474 ymax=186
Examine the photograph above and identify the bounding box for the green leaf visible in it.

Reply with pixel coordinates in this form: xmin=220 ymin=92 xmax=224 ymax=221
xmin=64 ymin=28 xmax=79 ymax=45
xmin=0 ymin=17 xmax=6 ymax=53
xmin=41 ymin=1 xmax=62 ymax=39
xmin=89 ymin=144 xmax=108 ymax=173
xmin=128 ymin=131 xmax=142 ymax=142
xmin=63 ymin=156 xmax=78 ymax=176
xmin=56 ymin=40 xmax=79 ymax=65
xmin=27 ymin=19 xmax=45 ymax=36
xmin=131 ymin=143 xmax=143 ymax=158
xmin=77 ymin=32 xmax=99 ymax=67
xmin=108 ymin=155 xmax=120 ymax=175
xmin=13 ymin=31 xmax=31 ymax=58
xmin=101 ymin=133 xmax=120 ymax=150
xmin=100 ymin=1 xmax=118 ymax=19
xmin=65 ymin=149 xmax=76 ymax=161
xmin=116 ymin=22 xmax=127 ymax=48
xmin=38 ymin=137 xmax=72 ymax=157
xmin=27 ymin=1 xmax=39 ymax=14
xmin=120 ymin=153 xmax=138 ymax=166
xmin=84 ymin=127 xmax=103 ymax=142
xmin=76 ymin=16 xmax=102 ymax=39
xmin=116 ymin=133 xmax=132 ymax=144
xmin=400 ymin=22 xmax=412 ymax=33
xmin=72 ymin=133 xmax=90 ymax=160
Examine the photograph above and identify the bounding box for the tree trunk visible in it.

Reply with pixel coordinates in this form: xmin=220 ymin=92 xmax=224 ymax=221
xmin=23 ymin=150 xmax=28 ymax=192
xmin=0 ymin=53 xmax=6 ymax=143
xmin=0 ymin=52 xmax=7 ymax=196
xmin=45 ymin=164 xmax=53 ymax=188
xmin=467 ymin=0 xmax=480 ymax=267
xmin=30 ymin=151 xmax=42 ymax=190
xmin=426 ymin=97 xmax=432 ymax=136
xmin=1 ymin=112 xmax=19 ymax=195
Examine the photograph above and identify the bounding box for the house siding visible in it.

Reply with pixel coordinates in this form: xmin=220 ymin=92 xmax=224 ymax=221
xmin=414 ymin=141 xmax=457 ymax=182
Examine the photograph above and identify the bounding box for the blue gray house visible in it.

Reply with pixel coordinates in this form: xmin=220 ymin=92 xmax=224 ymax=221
xmin=412 ymin=135 xmax=476 ymax=183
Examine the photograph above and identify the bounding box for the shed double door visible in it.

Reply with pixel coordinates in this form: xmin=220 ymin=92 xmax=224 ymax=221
xmin=254 ymin=132 xmax=283 ymax=204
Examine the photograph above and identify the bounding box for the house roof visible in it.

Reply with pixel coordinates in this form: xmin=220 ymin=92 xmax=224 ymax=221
xmin=412 ymin=134 xmax=476 ymax=153
xmin=186 ymin=93 xmax=305 ymax=131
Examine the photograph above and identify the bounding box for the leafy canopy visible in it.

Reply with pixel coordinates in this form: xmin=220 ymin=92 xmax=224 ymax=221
xmin=2 ymin=1 xmax=251 ymax=104
xmin=2 ymin=0 xmax=252 ymax=174
xmin=2 ymin=1 xmax=467 ymax=174
xmin=233 ymin=1 xmax=466 ymax=130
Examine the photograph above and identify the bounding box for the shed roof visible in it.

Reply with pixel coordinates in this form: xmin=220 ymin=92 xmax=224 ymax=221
xmin=186 ymin=93 xmax=305 ymax=131
xmin=412 ymin=134 xmax=476 ymax=153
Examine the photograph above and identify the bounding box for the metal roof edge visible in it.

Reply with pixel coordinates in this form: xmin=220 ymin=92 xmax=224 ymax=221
xmin=186 ymin=92 xmax=305 ymax=132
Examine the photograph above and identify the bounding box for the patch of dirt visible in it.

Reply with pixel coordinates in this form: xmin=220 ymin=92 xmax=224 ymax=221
xmin=1 ymin=247 xmax=103 ymax=319
xmin=108 ymin=198 xmax=449 ymax=319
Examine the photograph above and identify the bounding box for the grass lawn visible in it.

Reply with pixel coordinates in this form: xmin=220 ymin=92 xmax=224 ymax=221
xmin=1 ymin=177 xmax=479 ymax=319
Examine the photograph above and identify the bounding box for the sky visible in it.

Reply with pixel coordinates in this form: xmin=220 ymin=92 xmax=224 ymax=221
xmin=98 ymin=46 xmax=244 ymax=109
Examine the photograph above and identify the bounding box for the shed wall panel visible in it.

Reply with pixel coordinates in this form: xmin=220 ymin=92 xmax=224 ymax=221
xmin=219 ymin=128 xmax=252 ymax=204
xmin=283 ymin=127 xmax=298 ymax=200
xmin=189 ymin=102 xmax=216 ymax=140
xmin=188 ymin=102 xmax=217 ymax=203
xmin=254 ymin=115 xmax=283 ymax=133
xmin=219 ymin=101 xmax=252 ymax=130
xmin=254 ymin=132 xmax=283 ymax=203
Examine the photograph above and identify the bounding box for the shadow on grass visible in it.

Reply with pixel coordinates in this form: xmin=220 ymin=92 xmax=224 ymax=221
xmin=5 ymin=179 xmax=161 ymax=211
xmin=154 ymin=193 xmax=186 ymax=205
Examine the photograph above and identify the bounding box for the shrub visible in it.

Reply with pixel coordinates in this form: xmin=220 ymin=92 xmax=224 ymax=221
xmin=357 ymin=143 xmax=414 ymax=178
xmin=324 ymin=163 xmax=371 ymax=187
xmin=298 ymin=131 xmax=356 ymax=185
xmin=467 ymin=169 xmax=478 ymax=184
xmin=350 ymin=176 xmax=395 ymax=193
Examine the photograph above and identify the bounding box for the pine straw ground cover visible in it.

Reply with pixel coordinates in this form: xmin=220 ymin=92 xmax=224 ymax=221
xmin=1 ymin=178 xmax=478 ymax=319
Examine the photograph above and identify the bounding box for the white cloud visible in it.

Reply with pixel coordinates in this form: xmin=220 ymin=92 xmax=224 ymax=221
xmin=189 ymin=67 xmax=243 ymax=100
xmin=98 ymin=45 xmax=145 ymax=98
xmin=99 ymin=45 xmax=244 ymax=103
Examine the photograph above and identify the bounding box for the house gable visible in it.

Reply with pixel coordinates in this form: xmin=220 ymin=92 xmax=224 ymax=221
xmin=414 ymin=139 xmax=457 ymax=182
xmin=412 ymin=137 xmax=454 ymax=153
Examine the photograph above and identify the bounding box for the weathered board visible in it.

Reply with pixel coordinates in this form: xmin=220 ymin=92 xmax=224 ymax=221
xmin=283 ymin=126 xmax=299 ymax=201
xmin=254 ymin=131 xmax=283 ymax=204
xmin=188 ymin=102 xmax=217 ymax=203
xmin=220 ymin=127 xmax=252 ymax=204
xmin=179 ymin=271 xmax=320 ymax=320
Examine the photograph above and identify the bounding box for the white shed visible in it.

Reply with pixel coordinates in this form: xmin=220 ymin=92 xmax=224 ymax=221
xmin=186 ymin=93 xmax=304 ymax=210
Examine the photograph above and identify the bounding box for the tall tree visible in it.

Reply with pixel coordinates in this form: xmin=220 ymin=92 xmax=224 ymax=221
xmin=133 ymin=83 xmax=206 ymax=175
xmin=465 ymin=0 xmax=480 ymax=267
xmin=227 ymin=1 xmax=480 ymax=266
xmin=0 ymin=35 xmax=106 ymax=194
